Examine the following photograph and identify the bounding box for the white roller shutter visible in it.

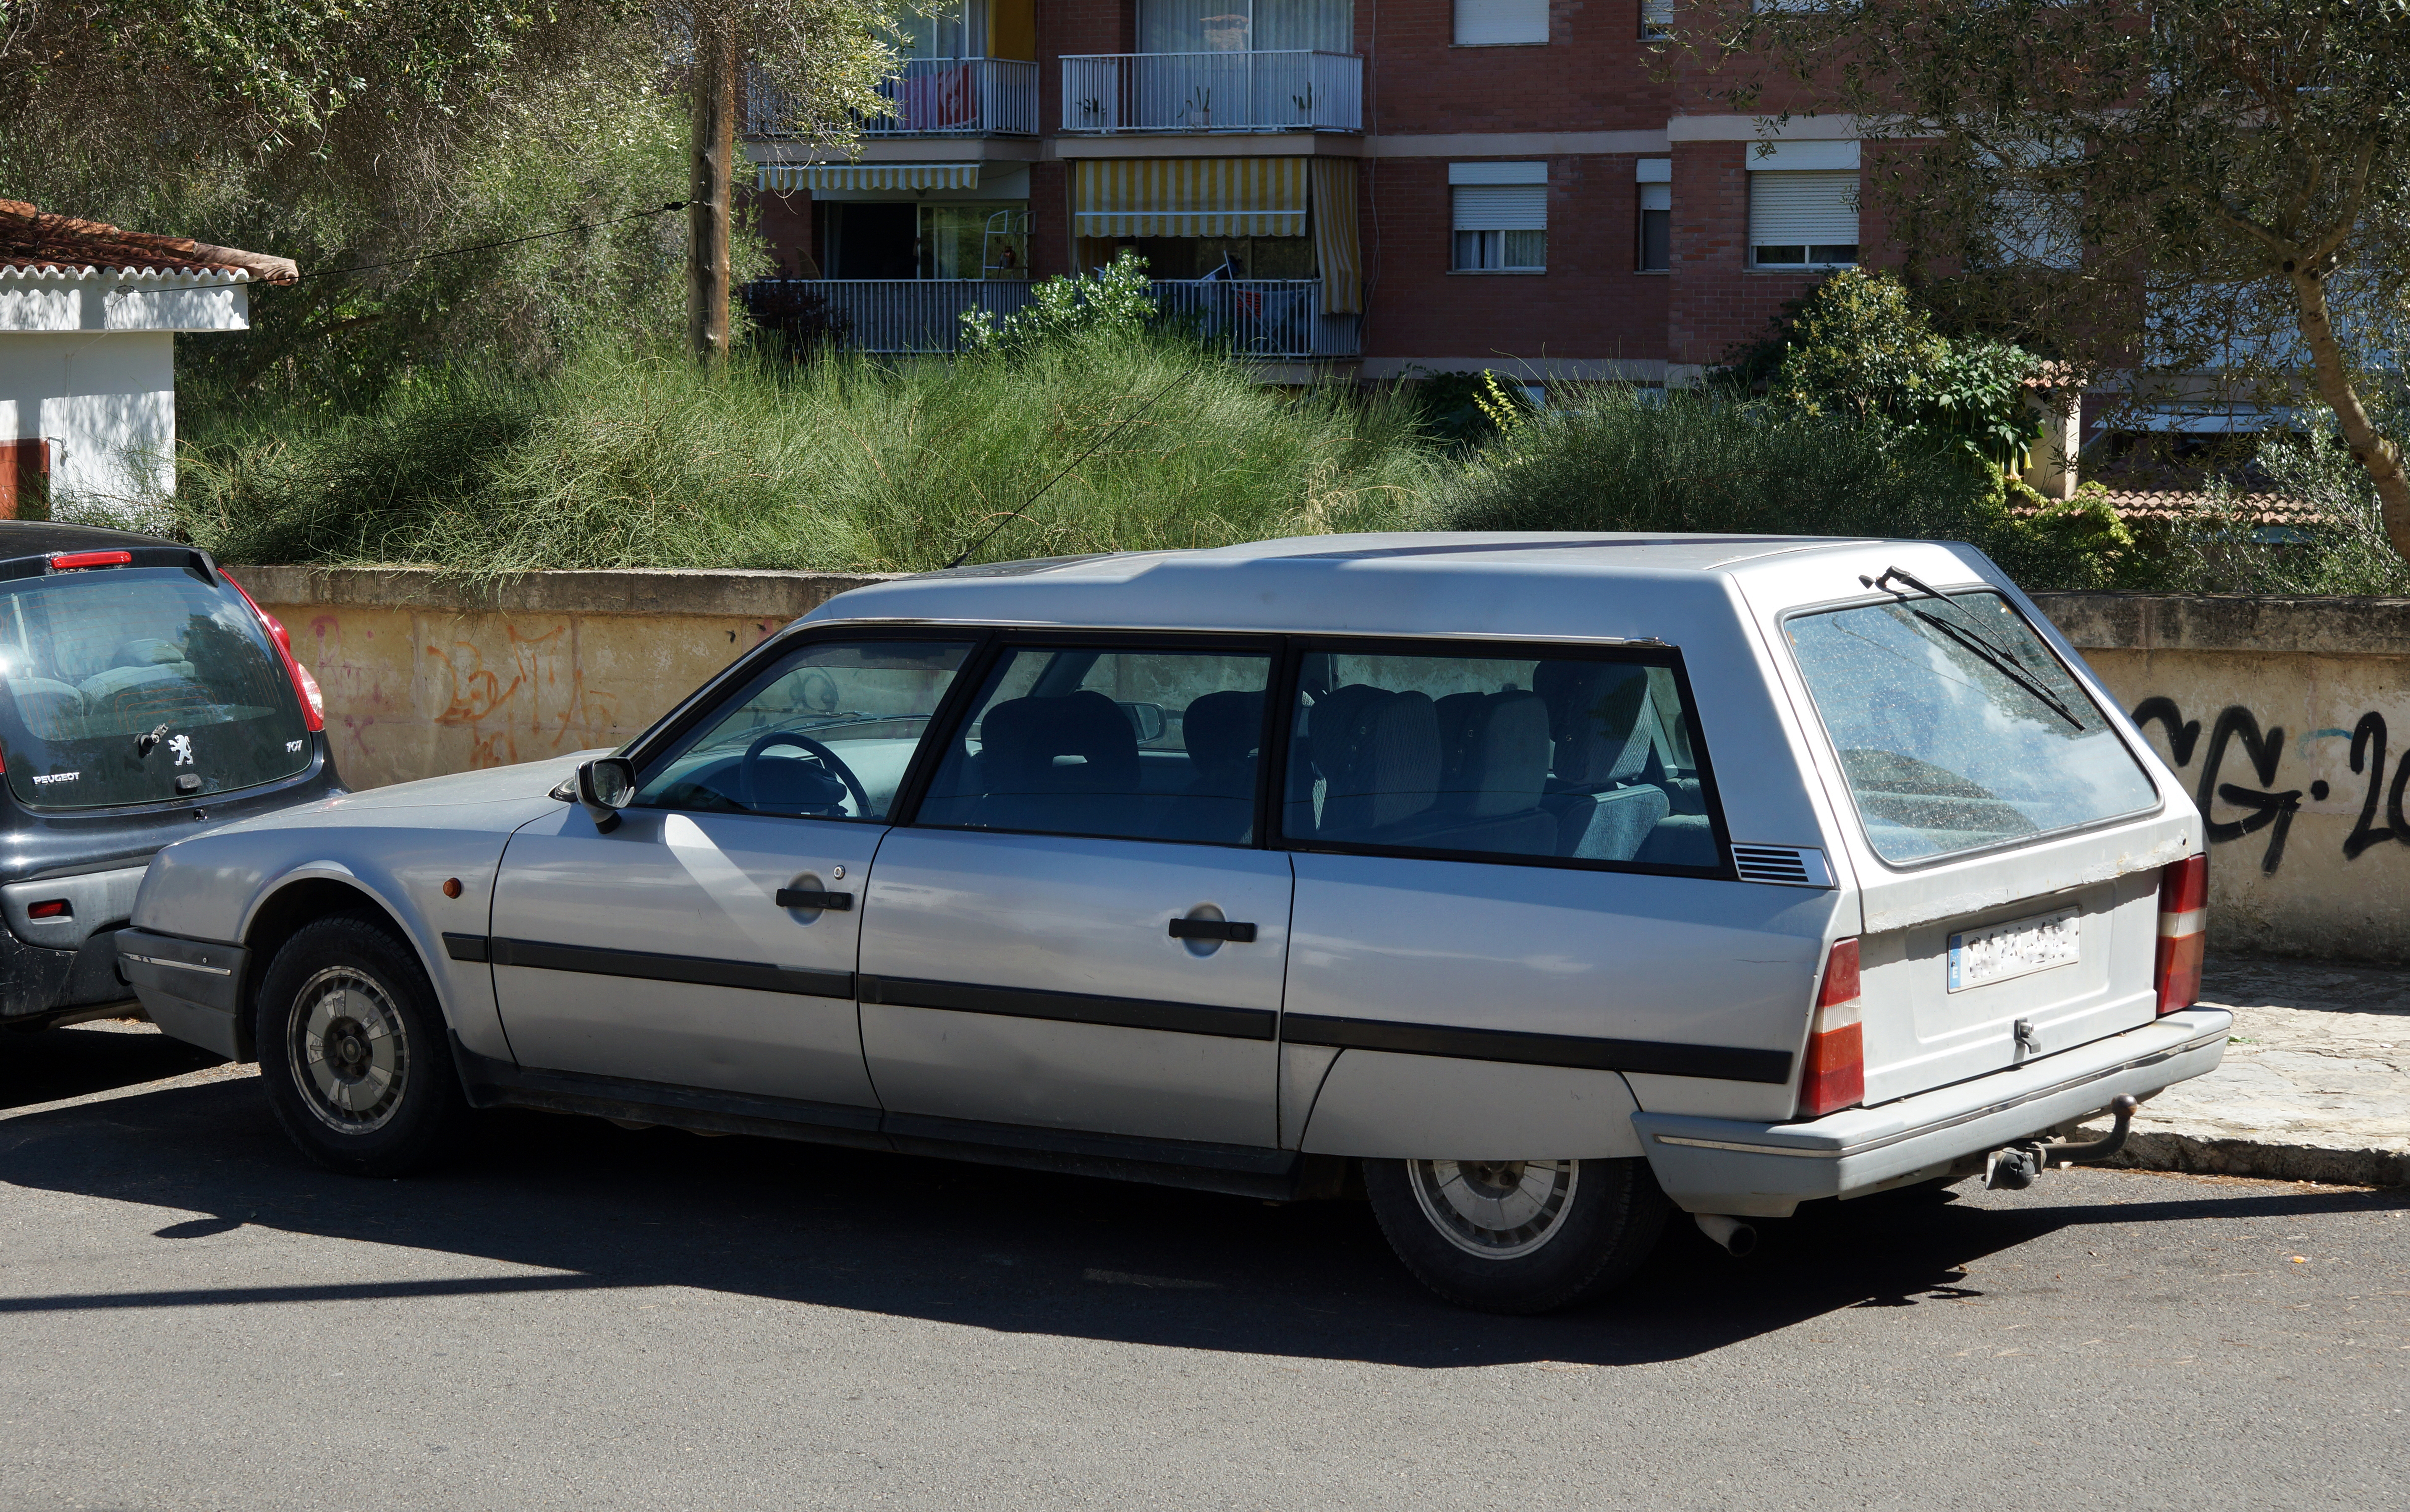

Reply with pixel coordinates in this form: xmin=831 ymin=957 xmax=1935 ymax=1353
xmin=1748 ymin=170 xmax=1858 ymax=246
xmin=1639 ymin=183 xmax=1671 ymax=212
xmin=1455 ymin=0 xmax=1548 ymax=45
xmin=1453 ymin=184 xmax=1547 ymax=232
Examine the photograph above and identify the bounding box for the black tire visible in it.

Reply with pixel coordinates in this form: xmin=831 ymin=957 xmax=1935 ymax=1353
xmin=255 ymin=913 xmax=468 ymax=1177
xmin=1364 ymin=1156 xmax=1670 ymax=1314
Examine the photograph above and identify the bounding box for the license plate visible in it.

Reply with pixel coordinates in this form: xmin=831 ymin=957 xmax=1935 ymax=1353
xmin=1947 ymin=908 xmax=2080 ymax=991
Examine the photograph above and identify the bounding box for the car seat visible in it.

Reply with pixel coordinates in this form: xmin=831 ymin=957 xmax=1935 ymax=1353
xmin=970 ymin=689 xmax=1147 ymax=836
xmin=1532 ymin=663 xmax=1671 ymax=861
xmin=1159 ymin=688 xmax=1262 ymax=843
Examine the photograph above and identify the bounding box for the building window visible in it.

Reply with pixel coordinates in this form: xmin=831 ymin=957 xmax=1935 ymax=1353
xmin=1455 ymin=0 xmax=1547 ymax=46
xmin=1450 ymin=162 xmax=1547 ymax=271
xmin=1638 ymin=182 xmax=1670 ymax=271
xmin=1747 ymin=168 xmax=1858 ymax=269
xmin=1640 ymin=0 xmax=1673 ymax=39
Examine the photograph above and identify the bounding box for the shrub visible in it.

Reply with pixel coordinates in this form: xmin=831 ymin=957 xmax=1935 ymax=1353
xmin=1434 ymin=383 xmax=2116 ymax=589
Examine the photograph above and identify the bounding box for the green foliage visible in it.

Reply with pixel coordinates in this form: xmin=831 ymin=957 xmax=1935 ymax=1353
xmin=1735 ymin=270 xmax=2046 ymax=475
xmin=172 ymin=326 xmax=1437 ymax=576
xmin=0 ymin=0 xmax=900 ymax=405
xmin=1433 ymin=384 xmax=2112 ymax=590
xmin=1403 ymin=370 xmax=1532 ymax=449
xmin=959 ymin=250 xmax=1162 ymax=356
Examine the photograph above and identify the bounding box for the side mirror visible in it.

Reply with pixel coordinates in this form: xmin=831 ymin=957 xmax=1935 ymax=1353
xmin=1118 ymin=701 xmax=1168 ymax=743
xmin=576 ymin=757 xmax=636 ymax=832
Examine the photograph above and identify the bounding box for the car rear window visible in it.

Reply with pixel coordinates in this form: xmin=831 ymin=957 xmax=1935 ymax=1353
xmin=1785 ymin=590 xmax=2158 ymax=863
xmin=0 ymin=566 xmax=310 ymax=809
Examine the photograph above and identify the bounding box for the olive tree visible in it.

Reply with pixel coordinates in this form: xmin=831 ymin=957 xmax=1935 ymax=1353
xmin=1695 ymin=0 xmax=2410 ymax=557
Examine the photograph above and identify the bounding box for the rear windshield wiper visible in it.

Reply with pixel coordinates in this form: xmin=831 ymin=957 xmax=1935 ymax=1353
xmin=1863 ymin=567 xmax=2086 ymax=732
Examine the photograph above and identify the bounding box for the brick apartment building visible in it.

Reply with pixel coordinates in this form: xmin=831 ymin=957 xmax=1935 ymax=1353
xmin=742 ymin=0 xmax=1868 ymax=387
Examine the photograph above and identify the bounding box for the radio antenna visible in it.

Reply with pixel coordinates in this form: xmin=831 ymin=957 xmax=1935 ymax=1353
xmin=941 ymin=364 xmax=1195 ymax=571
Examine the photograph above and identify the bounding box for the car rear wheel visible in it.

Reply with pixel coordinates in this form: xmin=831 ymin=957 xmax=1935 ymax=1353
xmin=256 ymin=915 xmax=467 ymax=1177
xmin=1363 ymin=1155 xmax=1669 ymax=1314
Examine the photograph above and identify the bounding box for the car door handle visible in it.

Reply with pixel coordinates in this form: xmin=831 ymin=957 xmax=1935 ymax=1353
xmin=1168 ymin=917 xmax=1256 ymax=943
xmin=776 ymin=889 xmax=854 ymax=911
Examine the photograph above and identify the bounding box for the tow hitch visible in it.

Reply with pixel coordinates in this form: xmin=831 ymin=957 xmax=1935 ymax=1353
xmin=1983 ymin=1095 xmax=2140 ymax=1191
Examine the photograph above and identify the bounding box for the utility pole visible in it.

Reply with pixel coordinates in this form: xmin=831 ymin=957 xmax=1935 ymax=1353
xmin=687 ymin=0 xmax=736 ymax=364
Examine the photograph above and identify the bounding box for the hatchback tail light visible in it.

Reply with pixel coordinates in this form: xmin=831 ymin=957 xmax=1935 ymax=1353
xmin=220 ymin=573 xmax=326 ymax=733
xmin=1798 ymin=937 xmax=1864 ymax=1118
xmin=50 ymin=549 xmax=134 ymax=571
xmin=2154 ymin=853 xmax=2208 ymax=1015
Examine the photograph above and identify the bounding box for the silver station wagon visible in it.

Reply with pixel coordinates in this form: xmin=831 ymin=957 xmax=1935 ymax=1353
xmin=121 ymin=535 xmax=2230 ymax=1313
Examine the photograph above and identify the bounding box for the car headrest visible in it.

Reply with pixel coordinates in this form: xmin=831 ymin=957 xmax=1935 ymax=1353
xmin=1183 ymin=689 xmax=1263 ymax=771
xmin=978 ymin=690 xmax=1140 ymax=793
xmin=1533 ymin=661 xmax=1657 ymax=787
xmin=111 ymin=638 xmax=184 ymax=669
xmin=1447 ymin=691 xmax=1553 ymax=816
xmin=1315 ymin=683 xmax=1438 ymax=831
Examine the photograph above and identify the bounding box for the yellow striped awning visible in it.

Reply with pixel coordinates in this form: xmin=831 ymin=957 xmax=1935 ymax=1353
xmin=1073 ymin=158 xmax=1306 ymax=238
xmin=756 ymin=163 xmax=981 ymax=192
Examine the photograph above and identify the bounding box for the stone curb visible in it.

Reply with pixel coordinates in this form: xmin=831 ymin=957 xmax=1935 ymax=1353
xmin=2074 ymin=1127 xmax=2410 ymax=1188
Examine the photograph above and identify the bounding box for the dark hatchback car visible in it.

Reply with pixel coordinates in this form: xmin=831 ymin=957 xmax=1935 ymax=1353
xmin=0 ymin=522 xmax=341 ymax=1033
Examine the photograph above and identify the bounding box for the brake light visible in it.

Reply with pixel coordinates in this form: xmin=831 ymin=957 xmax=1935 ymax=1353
xmin=1799 ymin=937 xmax=1865 ymax=1118
xmin=2154 ymin=853 xmax=2207 ymax=1015
xmin=49 ymin=550 xmax=133 ymax=570
xmin=219 ymin=572 xmax=325 ymax=733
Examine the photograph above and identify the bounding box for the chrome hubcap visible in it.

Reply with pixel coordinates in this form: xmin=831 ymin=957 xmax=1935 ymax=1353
xmin=290 ymin=967 xmax=408 ymax=1134
xmin=1408 ymin=1159 xmax=1579 ymax=1260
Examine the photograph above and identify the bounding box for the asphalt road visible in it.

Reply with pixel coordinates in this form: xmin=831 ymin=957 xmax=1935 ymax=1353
xmin=5 ymin=1021 xmax=2406 ymax=1512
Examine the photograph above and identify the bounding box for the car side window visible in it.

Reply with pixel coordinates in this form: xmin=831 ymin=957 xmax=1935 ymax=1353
xmin=916 ymin=647 xmax=1272 ymax=845
xmin=1281 ymin=648 xmax=1721 ymax=870
xmin=633 ymin=640 xmax=973 ymax=820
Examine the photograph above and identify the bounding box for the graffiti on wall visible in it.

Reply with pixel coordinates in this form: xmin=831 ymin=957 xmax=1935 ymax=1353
xmin=427 ymin=622 xmax=623 ymax=769
xmin=2133 ymin=696 xmax=2410 ymax=875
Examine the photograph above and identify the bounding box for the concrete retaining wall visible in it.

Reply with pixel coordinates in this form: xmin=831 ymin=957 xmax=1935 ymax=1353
xmin=2030 ymin=593 xmax=2410 ymax=964
xmin=236 ymin=566 xmax=889 ymax=793
xmin=237 ymin=568 xmax=2410 ymax=962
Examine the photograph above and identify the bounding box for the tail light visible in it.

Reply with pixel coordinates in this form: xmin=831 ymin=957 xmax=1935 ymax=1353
xmin=220 ymin=573 xmax=325 ymax=733
xmin=2154 ymin=853 xmax=2207 ymax=1015
xmin=49 ymin=549 xmax=134 ymax=571
xmin=1798 ymin=937 xmax=1864 ymax=1118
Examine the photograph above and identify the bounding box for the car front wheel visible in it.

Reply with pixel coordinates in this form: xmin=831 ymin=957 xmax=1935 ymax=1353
xmin=1363 ymin=1155 xmax=1669 ymax=1314
xmin=256 ymin=915 xmax=467 ymax=1177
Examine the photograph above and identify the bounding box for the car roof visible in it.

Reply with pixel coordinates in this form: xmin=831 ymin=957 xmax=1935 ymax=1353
xmin=806 ymin=532 xmax=1962 ymax=641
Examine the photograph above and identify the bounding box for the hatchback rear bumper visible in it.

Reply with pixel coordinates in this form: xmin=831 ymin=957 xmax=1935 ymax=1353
xmin=1631 ymin=1008 xmax=2232 ymax=1217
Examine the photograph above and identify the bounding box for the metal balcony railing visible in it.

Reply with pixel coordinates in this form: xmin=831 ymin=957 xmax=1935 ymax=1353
xmin=1059 ymin=52 xmax=1364 ymax=133
xmin=746 ymin=58 xmax=1040 ymax=138
xmin=745 ymin=279 xmax=1362 ymax=359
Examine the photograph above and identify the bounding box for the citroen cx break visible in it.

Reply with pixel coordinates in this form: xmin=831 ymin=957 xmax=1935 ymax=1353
xmin=120 ymin=534 xmax=2225 ymax=1312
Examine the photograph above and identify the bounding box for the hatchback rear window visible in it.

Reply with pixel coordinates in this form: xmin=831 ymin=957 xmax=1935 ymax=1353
xmin=1785 ymin=589 xmax=2158 ymax=863
xmin=0 ymin=566 xmax=310 ymax=808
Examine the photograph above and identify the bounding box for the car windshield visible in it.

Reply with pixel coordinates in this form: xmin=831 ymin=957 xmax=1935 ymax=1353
xmin=0 ymin=565 xmax=310 ymax=809
xmin=1786 ymin=588 xmax=2158 ymax=863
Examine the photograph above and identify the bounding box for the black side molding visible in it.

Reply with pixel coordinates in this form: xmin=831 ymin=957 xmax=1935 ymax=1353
xmin=860 ymin=974 xmax=1277 ymax=1041
xmin=1280 ymin=1012 xmax=1795 ymax=1085
xmin=464 ymin=936 xmax=854 ymax=1000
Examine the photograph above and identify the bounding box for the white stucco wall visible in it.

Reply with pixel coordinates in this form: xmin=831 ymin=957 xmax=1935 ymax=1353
xmin=0 ymin=267 xmax=258 ymax=512
xmin=0 ymin=329 xmax=178 ymax=502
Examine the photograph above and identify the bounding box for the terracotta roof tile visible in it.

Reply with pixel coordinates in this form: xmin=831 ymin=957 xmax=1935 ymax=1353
xmin=0 ymin=199 xmax=297 ymax=284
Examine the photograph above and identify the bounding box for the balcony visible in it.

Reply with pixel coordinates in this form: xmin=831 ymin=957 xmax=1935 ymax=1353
xmin=748 ymin=279 xmax=1361 ymax=359
xmin=1059 ymin=52 xmax=1364 ymax=134
xmin=747 ymin=58 xmax=1040 ymax=139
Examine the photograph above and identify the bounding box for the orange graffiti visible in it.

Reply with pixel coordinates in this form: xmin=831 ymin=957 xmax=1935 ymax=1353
xmin=425 ymin=622 xmax=622 ymax=769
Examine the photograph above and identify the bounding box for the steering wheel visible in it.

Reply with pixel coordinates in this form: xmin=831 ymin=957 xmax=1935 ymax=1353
xmin=737 ymin=729 xmax=872 ymax=816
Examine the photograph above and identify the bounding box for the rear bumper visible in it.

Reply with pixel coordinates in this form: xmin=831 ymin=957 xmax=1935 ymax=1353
xmin=1632 ymin=1008 xmax=2232 ymax=1217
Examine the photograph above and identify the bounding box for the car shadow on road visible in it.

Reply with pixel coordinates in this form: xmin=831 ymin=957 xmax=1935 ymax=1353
xmin=5 ymin=1045 xmax=2404 ymax=1370
xmin=0 ymin=1019 xmax=219 ymax=1111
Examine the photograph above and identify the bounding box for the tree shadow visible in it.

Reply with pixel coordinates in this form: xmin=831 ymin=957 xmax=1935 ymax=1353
xmin=5 ymin=1053 xmax=2402 ymax=1370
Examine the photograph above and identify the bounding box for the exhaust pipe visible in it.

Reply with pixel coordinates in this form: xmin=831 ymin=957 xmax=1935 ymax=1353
xmin=1694 ymin=1212 xmax=1757 ymax=1257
